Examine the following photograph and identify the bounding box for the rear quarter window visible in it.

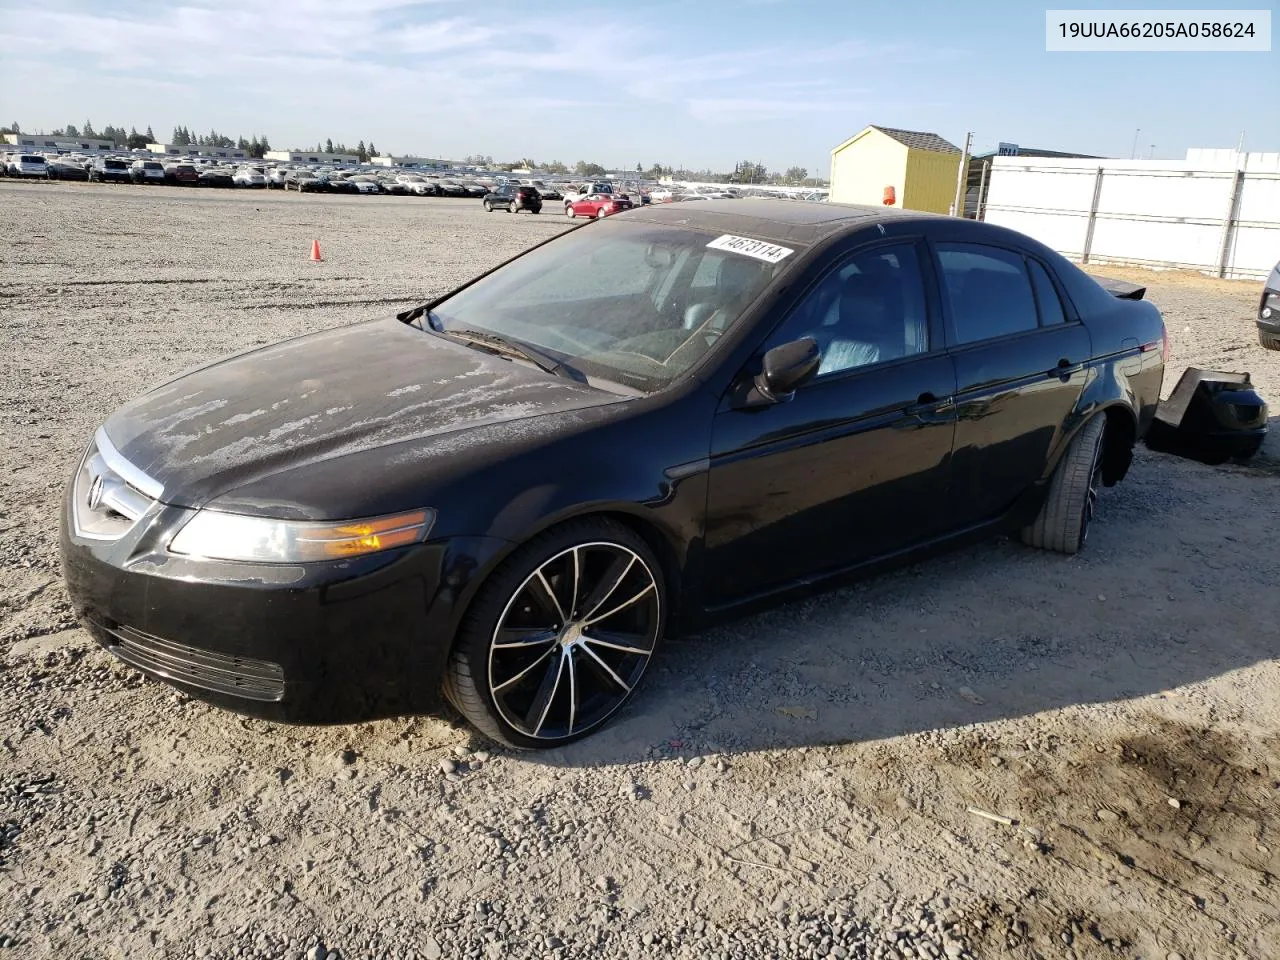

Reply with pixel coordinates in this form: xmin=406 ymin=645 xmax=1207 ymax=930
xmin=1028 ymin=259 xmax=1067 ymax=326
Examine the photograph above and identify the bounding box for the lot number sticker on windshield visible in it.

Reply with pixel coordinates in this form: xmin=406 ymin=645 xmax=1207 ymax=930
xmin=705 ymin=234 xmax=795 ymax=264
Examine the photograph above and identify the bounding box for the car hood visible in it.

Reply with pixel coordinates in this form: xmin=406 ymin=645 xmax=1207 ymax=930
xmin=103 ymin=318 xmax=623 ymax=508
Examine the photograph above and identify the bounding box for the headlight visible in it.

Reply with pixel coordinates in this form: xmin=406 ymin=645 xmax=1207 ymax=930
xmin=169 ymin=508 xmax=434 ymax=563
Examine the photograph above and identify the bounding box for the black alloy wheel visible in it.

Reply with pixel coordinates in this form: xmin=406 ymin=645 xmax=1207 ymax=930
xmin=445 ymin=518 xmax=664 ymax=748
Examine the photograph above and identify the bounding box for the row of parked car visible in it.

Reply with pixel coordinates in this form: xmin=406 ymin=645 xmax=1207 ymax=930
xmin=3 ymin=150 xmax=832 ymax=210
xmin=477 ymin=179 xmax=833 ymax=219
xmin=2 ymin=152 xmax=246 ymax=187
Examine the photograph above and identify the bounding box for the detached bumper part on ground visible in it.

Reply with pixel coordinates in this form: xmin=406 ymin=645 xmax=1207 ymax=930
xmin=1143 ymin=367 xmax=1269 ymax=464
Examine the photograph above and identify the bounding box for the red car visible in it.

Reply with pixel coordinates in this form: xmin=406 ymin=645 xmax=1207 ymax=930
xmin=164 ymin=163 xmax=200 ymax=186
xmin=565 ymin=193 xmax=634 ymax=219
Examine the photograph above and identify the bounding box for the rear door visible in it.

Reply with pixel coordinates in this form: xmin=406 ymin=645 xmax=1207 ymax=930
xmin=933 ymin=242 xmax=1092 ymax=526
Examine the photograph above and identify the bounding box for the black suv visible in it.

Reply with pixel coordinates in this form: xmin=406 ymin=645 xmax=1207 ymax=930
xmin=482 ymin=183 xmax=541 ymax=214
xmin=88 ymin=158 xmax=132 ymax=183
xmin=1258 ymin=260 xmax=1280 ymax=351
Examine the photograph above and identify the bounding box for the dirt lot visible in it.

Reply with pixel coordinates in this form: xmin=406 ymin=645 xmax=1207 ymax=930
xmin=1 ymin=182 xmax=1278 ymax=960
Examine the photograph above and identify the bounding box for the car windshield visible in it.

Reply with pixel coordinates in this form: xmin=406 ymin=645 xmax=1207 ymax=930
xmin=428 ymin=219 xmax=791 ymax=393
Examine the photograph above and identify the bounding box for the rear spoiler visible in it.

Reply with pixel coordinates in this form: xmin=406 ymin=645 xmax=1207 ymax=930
xmin=1090 ymin=275 xmax=1147 ymax=300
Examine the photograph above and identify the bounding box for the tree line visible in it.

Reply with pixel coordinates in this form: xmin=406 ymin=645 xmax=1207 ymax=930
xmin=460 ymin=156 xmax=823 ymax=185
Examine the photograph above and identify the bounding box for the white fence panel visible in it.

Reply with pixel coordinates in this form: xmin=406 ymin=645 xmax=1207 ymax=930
xmin=983 ymin=156 xmax=1280 ymax=280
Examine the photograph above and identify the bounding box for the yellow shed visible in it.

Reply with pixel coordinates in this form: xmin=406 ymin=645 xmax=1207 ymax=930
xmin=829 ymin=125 xmax=963 ymax=214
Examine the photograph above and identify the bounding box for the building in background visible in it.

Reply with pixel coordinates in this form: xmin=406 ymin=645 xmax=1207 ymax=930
xmin=963 ymin=144 xmax=1101 ymax=218
xmin=4 ymin=133 xmax=116 ymax=152
xmin=263 ymin=150 xmax=359 ymax=164
xmin=828 ymin=126 xmax=962 ymax=213
xmin=369 ymin=155 xmax=448 ymax=169
xmin=147 ymin=143 xmax=246 ymax=160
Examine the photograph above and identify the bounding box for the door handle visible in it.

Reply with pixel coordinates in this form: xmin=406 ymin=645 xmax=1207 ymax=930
xmin=904 ymin=393 xmax=954 ymax=418
xmin=1050 ymin=358 xmax=1083 ymax=378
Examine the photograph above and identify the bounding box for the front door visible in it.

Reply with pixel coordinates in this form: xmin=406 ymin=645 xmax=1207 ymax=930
xmin=933 ymin=242 xmax=1093 ymax=524
xmin=704 ymin=240 xmax=958 ymax=606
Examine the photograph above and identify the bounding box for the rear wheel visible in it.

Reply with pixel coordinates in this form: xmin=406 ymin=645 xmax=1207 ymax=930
xmin=483 ymin=200 xmax=492 ymax=212
xmin=565 ymin=206 xmax=576 ymax=218
xmin=1260 ymin=329 xmax=1280 ymax=351
xmin=1020 ymin=414 xmax=1107 ymax=555
xmin=444 ymin=518 xmax=665 ymax=748
xmin=596 ymin=206 xmax=608 ymax=219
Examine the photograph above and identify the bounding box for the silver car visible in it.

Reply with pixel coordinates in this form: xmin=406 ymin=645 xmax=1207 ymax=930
xmin=8 ymin=154 xmax=48 ymax=178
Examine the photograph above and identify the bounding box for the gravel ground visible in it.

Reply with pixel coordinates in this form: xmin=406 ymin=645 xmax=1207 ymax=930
xmin=2 ymin=182 xmax=1278 ymax=960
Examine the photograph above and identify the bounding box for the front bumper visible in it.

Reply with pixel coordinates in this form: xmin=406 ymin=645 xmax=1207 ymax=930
xmin=60 ymin=481 xmax=511 ymax=723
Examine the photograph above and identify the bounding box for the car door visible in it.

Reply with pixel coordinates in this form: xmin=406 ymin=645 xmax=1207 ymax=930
xmin=703 ymin=239 xmax=958 ymax=606
xmin=932 ymin=241 xmax=1093 ymax=526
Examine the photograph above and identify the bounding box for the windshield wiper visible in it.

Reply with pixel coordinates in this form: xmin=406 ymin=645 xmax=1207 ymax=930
xmin=443 ymin=328 xmax=585 ymax=382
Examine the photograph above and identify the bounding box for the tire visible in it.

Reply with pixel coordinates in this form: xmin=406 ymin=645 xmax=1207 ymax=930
xmin=565 ymin=206 xmax=576 ymax=218
xmin=507 ymin=203 xmax=515 ymax=213
xmin=1020 ymin=414 xmax=1107 ymax=555
xmin=596 ymin=207 xmax=608 ymax=219
xmin=444 ymin=517 xmax=665 ymax=749
xmin=483 ymin=200 xmax=492 ymax=212
xmin=1260 ymin=329 xmax=1280 ymax=351
xmin=531 ymin=206 xmax=541 ymax=215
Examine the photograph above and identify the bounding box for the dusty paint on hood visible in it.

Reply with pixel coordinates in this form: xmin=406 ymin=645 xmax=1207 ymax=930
xmin=104 ymin=318 xmax=624 ymax=507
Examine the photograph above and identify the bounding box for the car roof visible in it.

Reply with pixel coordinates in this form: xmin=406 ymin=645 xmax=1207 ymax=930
xmin=625 ymin=198 xmax=944 ymax=246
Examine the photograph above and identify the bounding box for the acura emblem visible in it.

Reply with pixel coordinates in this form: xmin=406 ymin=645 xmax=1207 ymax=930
xmin=87 ymin=474 xmax=105 ymax=511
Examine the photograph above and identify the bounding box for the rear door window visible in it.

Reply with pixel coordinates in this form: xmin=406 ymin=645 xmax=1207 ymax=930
xmin=936 ymin=243 xmax=1039 ymax=345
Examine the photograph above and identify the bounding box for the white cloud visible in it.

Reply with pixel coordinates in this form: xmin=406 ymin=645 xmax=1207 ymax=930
xmin=0 ymin=0 xmax=931 ymax=164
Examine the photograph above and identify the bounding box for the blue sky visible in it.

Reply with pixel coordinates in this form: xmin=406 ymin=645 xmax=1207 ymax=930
xmin=0 ymin=0 xmax=1274 ymax=171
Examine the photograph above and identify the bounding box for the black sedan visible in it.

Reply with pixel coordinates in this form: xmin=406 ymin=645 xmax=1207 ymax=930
xmin=47 ymin=158 xmax=90 ymax=181
xmin=60 ymin=201 xmax=1167 ymax=747
xmin=483 ymin=183 xmax=542 ymax=214
xmin=284 ymin=171 xmax=326 ymax=192
xmin=197 ymin=167 xmax=236 ymax=188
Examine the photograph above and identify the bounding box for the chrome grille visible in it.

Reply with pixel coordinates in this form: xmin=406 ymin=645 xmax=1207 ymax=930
xmin=71 ymin=429 xmax=161 ymax=541
xmin=98 ymin=622 xmax=285 ymax=702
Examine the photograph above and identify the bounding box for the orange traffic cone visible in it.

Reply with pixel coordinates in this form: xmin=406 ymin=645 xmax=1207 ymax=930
xmin=309 ymin=239 xmax=323 ymax=262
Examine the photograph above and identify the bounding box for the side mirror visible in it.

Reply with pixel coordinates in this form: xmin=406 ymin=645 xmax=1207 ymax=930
xmin=755 ymin=338 xmax=820 ymax=402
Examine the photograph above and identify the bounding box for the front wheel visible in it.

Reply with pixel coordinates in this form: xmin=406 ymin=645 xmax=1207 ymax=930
xmin=1021 ymin=414 xmax=1106 ymax=555
xmin=596 ymin=207 xmax=608 ymax=219
xmin=1260 ymin=329 xmax=1280 ymax=351
xmin=483 ymin=200 xmax=492 ymax=212
xmin=565 ymin=206 xmax=576 ymax=218
xmin=444 ymin=518 xmax=665 ymax=748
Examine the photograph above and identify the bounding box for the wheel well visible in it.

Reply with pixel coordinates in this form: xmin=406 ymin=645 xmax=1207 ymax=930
xmin=1100 ymin=405 xmax=1136 ymax=485
xmin=592 ymin=511 xmax=685 ymax=619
